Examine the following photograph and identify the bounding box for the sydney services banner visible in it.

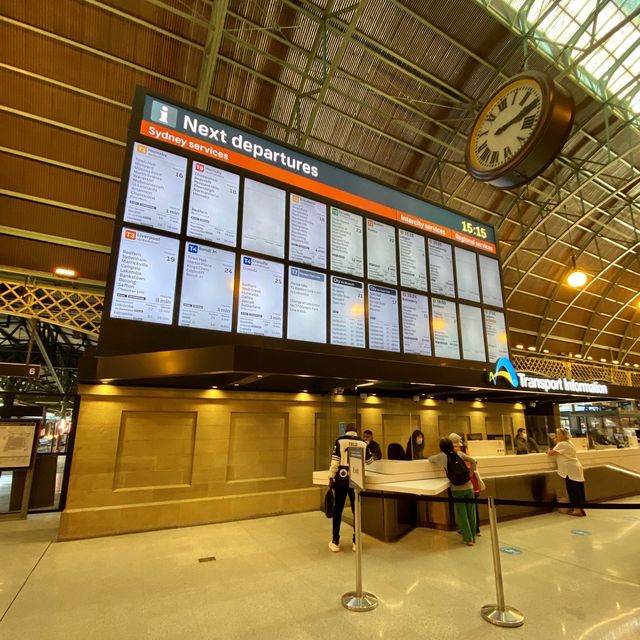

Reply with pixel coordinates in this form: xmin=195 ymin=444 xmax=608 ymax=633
xmin=137 ymin=91 xmax=496 ymax=254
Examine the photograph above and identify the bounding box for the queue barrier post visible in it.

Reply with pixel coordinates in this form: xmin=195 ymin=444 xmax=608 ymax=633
xmin=480 ymin=496 xmax=525 ymax=628
xmin=341 ymin=446 xmax=377 ymax=612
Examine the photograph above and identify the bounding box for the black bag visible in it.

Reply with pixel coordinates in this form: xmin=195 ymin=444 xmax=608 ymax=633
xmin=446 ymin=452 xmax=470 ymax=486
xmin=323 ymin=488 xmax=334 ymax=518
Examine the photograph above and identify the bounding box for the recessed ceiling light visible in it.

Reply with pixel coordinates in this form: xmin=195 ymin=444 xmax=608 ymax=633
xmin=257 ymin=374 xmax=263 ymax=378
xmin=527 ymin=346 xmax=536 ymax=351
xmin=634 ymin=364 xmax=639 ymax=368
xmin=586 ymin=356 xmax=593 ymax=360
xmin=600 ymin=358 xmax=607 ymax=363
xmin=54 ymin=267 xmax=77 ymax=278
xmin=542 ymin=349 xmax=549 ymax=354
xmin=612 ymin=360 xmax=619 ymax=364
xmin=233 ymin=383 xmax=239 ymax=387
xmin=515 ymin=344 xmax=524 ymax=349
xmin=211 ymin=385 xmax=218 ymax=389
xmin=575 ymin=354 xmax=582 ymax=358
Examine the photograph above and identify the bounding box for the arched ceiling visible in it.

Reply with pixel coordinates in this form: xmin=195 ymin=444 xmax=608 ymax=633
xmin=2 ymin=0 xmax=640 ymax=368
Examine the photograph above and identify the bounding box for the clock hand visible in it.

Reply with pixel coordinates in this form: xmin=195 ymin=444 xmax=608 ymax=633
xmin=494 ymin=99 xmax=539 ymax=135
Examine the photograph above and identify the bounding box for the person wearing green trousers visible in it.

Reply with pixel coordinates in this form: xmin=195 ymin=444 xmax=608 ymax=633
xmin=428 ymin=438 xmax=478 ymax=546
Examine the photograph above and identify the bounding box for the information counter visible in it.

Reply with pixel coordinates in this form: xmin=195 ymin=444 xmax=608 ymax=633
xmin=313 ymin=448 xmax=640 ymax=541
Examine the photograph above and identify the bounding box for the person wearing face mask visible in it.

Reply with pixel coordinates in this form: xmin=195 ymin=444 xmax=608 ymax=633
xmin=405 ymin=429 xmax=425 ymax=460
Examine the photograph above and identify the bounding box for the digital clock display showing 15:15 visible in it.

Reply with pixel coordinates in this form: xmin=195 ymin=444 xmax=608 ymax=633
xmin=461 ymin=221 xmax=488 ymax=239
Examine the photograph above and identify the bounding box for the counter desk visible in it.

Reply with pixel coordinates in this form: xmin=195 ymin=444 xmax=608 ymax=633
xmin=313 ymin=448 xmax=640 ymax=541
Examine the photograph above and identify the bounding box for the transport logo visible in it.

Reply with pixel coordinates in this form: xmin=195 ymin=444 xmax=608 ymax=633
xmin=489 ymin=356 xmax=519 ymax=388
xmin=188 ymin=244 xmax=198 ymax=254
xmin=150 ymin=100 xmax=178 ymax=127
xmin=124 ymin=230 xmax=137 ymax=241
xmin=243 ymin=256 xmax=252 ymax=265
xmin=195 ymin=163 xmax=205 ymax=172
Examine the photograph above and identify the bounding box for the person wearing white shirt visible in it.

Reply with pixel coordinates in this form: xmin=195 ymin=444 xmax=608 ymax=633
xmin=547 ymin=428 xmax=586 ymax=517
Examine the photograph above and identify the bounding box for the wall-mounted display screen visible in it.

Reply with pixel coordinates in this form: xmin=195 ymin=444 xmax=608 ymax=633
xmin=187 ymin=163 xmax=239 ymax=247
xmin=101 ymin=90 xmax=508 ymax=371
xmin=287 ymin=267 xmax=326 ymax=344
xmin=399 ymin=229 xmax=427 ymax=292
xmin=289 ymin=194 xmax=326 ymax=268
xmin=237 ymin=255 xmax=284 ymax=337
xmin=330 ymin=276 xmax=365 ymax=348
xmin=330 ymin=207 xmax=363 ymax=277
xmin=428 ymin=239 xmax=455 ymax=298
xmin=179 ymin=243 xmax=235 ymax=332
xmin=367 ymin=219 xmax=397 ymax=285
xmin=368 ymin=284 xmax=400 ymax=352
xmin=124 ymin=143 xmax=187 ymax=234
xmin=401 ymin=291 xmax=431 ymax=356
xmin=241 ymin=179 xmax=286 ymax=259
xmin=459 ymin=304 xmax=486 ymax=362
xmin=485 ymin=309 xmax=509 ymax=362
xmin=111 ymin=227 xmax=179 ymax=325
xmin=432 ymin=297 xmax=460 ymax=360
xmin=479 ymin=255 xmax=504 ymax=307
xmin=455 ymin=247 xmax=480 ymax=303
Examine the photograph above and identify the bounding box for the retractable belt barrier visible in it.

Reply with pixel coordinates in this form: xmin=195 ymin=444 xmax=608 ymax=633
xmin=352 ymin=491 xmax=639 ymax=628
xmin=360 ymin=492 xmax=640 ymax=509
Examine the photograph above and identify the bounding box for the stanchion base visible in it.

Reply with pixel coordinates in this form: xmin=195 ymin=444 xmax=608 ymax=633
xmin=341 ymin=591 xmax=378 ymax=611
xmin=481 ymin=604 xmax=525 ymax=627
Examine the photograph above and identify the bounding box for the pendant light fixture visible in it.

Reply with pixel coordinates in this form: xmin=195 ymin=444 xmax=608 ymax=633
xmin=567 ymin=254 xmax=587 ymax=288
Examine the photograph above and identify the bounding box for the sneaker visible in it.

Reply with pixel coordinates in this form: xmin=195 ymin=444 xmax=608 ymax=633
xmin=328 ymin=541 xmax=341 ymax=552
xmin=466 ymin=542 xmax=475 ymax=546
xmin=352 ymin=542 xmax=357 ymax=552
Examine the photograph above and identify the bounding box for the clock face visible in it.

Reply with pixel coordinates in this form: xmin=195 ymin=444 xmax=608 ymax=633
xmin=468 ymin=78 xmax=544 ymax=172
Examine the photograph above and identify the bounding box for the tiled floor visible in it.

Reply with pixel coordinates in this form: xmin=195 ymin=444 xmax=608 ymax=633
xmin=0 ymin=498 xmax=638 ymax=639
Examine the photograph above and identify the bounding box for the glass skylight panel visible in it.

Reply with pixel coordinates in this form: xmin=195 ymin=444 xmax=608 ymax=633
xmin=486 ymin=0 xmax=640 ymax=117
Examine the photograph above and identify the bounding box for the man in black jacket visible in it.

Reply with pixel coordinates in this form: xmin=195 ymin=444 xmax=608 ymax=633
xmin=363 ymin=429 xmax=382 ymax=460
xmin=328 ymin=424 xmax=373 ymax=552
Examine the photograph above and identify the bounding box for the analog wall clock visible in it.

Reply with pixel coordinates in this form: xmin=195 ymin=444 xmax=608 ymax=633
xmin=465 ymin=71 xmax=574 ymax=189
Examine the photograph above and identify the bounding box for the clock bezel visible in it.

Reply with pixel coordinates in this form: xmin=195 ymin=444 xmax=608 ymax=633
xmin=465 ymin=71 xmax=574 ymax=189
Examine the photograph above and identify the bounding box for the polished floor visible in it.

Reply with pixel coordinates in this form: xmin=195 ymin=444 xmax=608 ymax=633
xmin=0 ymin=499 xmax=638 ymax=639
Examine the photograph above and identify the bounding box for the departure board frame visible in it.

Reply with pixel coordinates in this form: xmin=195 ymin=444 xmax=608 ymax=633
xmin=99 ymin=88 xmax=510 ymax=371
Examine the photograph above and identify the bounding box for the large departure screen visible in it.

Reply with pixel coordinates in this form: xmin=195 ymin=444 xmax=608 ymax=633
xmin=101 ymin=90 xmax=507 ymax=369
xmin=111 ymin=227 xmax=179 ymax=325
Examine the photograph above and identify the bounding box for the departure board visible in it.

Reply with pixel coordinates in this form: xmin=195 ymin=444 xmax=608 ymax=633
xmin=399 ymin=229 xmax=428 ymax=292
xmin=124 ymin=143 xmax=186 ymax=233
xmin=187 ymin=163 xmax=239 ymax=246
xmin=428 ymin=239 xmax=455 ymax=298
xmin=367 ymin=220 xmax=397 ymax=285
xmin=178 ymin=243 xmax=235 ymax=332
xmin=330 ymin=276 xmax=365 ymax=348
xmin=237 ymin=256 xmax=284 ymax=337
xmin=455 ymin=247 xmax=480 ymax=303
xmin=330 ymin=207 xmax=363 ymax=277
xmin=289 ymin=194 xmax=326 ymax=268
xmin=459 ymin=304 xmax=486 ymax=362
xmin=111 ymin=228 xmax=178 ymax=325
xmin=287 ymin=267 xmax=326 ymax=343
xmin=368 ymin=285 xmax=400 ymax=352
xmin=401 ymin=292 xmax=431 ymax=356
xmin=485 ymin=309 xmax=509 ymax=362
xmin=101 ymin=90 xmax=508 ymax=370
xmin=241 ymin=179 xmax=286 ymax=258
xmin=432 ymin=297 xmax=460 ymax=360
xmin=479 ymin=255 xmax=503 ymax=307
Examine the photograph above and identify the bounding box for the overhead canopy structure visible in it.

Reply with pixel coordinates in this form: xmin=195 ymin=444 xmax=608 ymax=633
xmin=3 ymin=0 xmax=640 ymax=373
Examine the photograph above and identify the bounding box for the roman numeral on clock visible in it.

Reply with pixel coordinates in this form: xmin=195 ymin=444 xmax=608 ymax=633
xmin=522 ymin=115 xmax=536 ymax=129
xmin=497 ymin=97 xmax=507 ymax=111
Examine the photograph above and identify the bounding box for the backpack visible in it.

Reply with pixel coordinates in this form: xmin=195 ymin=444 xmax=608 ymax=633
xmin=446 ymin=452 xmax=470 ymax=486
